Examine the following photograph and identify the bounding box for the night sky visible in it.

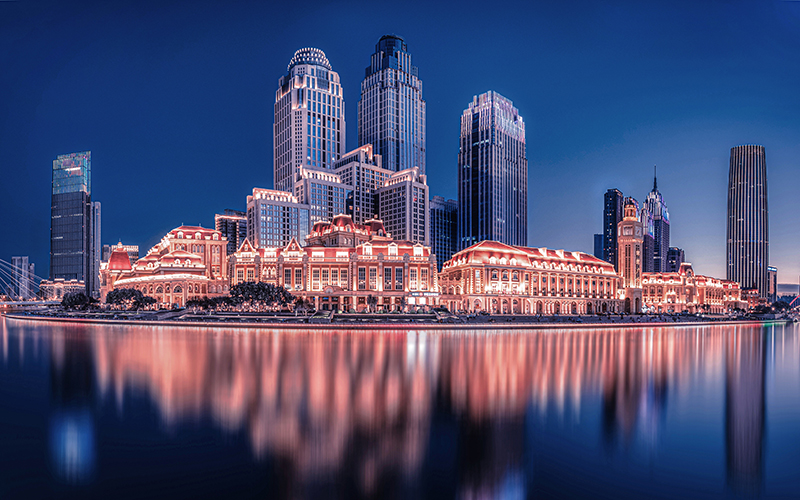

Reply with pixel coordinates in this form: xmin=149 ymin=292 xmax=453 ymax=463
xmin=1 ymin=0 xmax=798 ymax=282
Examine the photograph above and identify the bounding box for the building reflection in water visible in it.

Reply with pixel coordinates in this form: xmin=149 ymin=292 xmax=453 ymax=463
xmin=2 ymin=319 xmax=783 ymax=496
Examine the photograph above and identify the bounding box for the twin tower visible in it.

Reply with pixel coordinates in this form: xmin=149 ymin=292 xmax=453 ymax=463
xmin=272 ymin=36 xmax=528 ymax=258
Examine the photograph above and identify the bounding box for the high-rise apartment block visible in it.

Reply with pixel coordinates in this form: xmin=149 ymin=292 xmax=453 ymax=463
xmin=727 ymin=145 xmax=769 ymax=298
xmin=603 ymin=188 xmax=624 ymax=270
xmin=333 ymin=145 xmax=392 ymax=224
xmin=215 ymin=209 xmax=247 ymax=255
xmin=50 ymin=151 xmax=94 ymax=293
xmin=294 ymin=167 xmax=350 ymax=225
xmin=274 ymin=48 xmax=345 ymax=193
xmin=247 ymin=188 xmax=310 ymax=249
xmin=378 ymin=167 xmax=429 ymax=245
xmin=358 ymin=35 xmax=425 ymax=175
xmin=643 ymin=171 xmax=670 ymax=272
xmin=430 ymin=196 xmax=457 ymax=271
xmin=458 ymin=91 xmax=527 ymax=250
xmin=666 ymin=247 xmax=685 ymax=273
xmin=11 ymin=256 xmax=34 ymax=300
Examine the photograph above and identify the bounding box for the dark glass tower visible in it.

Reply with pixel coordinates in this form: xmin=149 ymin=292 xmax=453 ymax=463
xmin=727 ymin=145 xmax=769 ymax=298
xmin=603 ymin=188 xmax=624 ymax=270
xmin=430 ymin=196 xmax=457 ymax=271
xmin=643 ymin=169 xmax=670 ymax=272
xmin=458 ymin=91 xmax=527 ymax=249
xmin=50 ymin=152 xmax=92 ymax=292
xmin=358 ymin=34 xmax=425 ymax=174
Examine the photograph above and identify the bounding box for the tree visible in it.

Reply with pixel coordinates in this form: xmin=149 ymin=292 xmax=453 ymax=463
xmin=229 ymin=282 xmax=295 ymax=310
xmin=366 ymin=294 xmax=378 ymax=313
xmin=62 ymin=292 xmax=90 ymax=310
xmin=106 ymin=288 xmax=157 ymax=310
xmin=773 ymin=300 xmax=791 ymax=312
xmin=294 ymin=297 xmax=314 ymax=316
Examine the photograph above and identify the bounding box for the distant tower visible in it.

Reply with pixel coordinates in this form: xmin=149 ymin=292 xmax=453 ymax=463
xmin=458 ymin=91 xmax=527 ymax=249
xmin=89 ymin=201 xmax=101 ymax=298
xmin=274 ymin=47 xmax=345 ymax=193
xmin=358 ymin=34 xmax=426 ymax=174
xmin=430 ymin=196 xmax=458 ymax=271
xmin=617 ymin=197 xmax=643 ymax=313
xmin=727 ymin=145 xmax=769 ymax=298
xmin=643 ymin=166 xmax=670 ymax=272
xmin=603 ymin=188 xmax=624 ymax=270
xmin=666 ymin=247 xmax=685 ymax=273
xmin=50 ymin=151 xmax=92 ymax=294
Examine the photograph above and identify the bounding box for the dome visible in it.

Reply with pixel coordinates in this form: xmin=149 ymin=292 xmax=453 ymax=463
xmin=107 ymin=245 xmax=132 ymax=271
xmin=288 ymin=47 xmax=332 ymax=72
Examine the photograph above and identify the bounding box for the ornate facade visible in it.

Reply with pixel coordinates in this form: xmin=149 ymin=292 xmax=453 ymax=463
xmin=229 ymin=214 xmax=438 ymax=311
xmin=438 ymin=240 xmax=621 ymax=315
xmin=100 ymin=226 xmax=229 ymax=307
xmin=642 ymin=263 xmax=746 ymax=313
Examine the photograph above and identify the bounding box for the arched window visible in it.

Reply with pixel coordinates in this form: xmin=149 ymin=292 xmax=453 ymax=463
xmin=491 ymin=270 xmax=498 ymax=280
xmin=213 ymin=234 xmax=219 ymax=240
xmin=173 ymin=285 xmax=182 ymax=293
xmin=177 ymin=231 xmax=184 ymax=239
xmin=156 ymin=286 xmax=163 ymax=293
xmin=195 ymin=232 xmax=201 ymax=239
xmin=502 ymin=271 xmax=509 ymax=281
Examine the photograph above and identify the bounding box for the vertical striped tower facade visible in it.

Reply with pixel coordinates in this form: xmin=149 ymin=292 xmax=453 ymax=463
xmin=457 ymin=91 xmax=527 ymax=249
xmin=726 ymin=145 xmax=769 ymax=298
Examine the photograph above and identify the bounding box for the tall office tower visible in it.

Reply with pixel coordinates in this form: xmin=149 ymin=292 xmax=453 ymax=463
xmin=617 ymin=197 xmax=643 ymax=313
xmin=727 ymin=145 xmax=769 ymax=298
xmin=603 ymin=188 xmax=624 ymax=270
xmin=430 ymin=196 xmax=457 ymax=271
xmin=334 ymin=145 xmax=392 ymax=224
xmin=88 ymin=201 xmax=101 ymax=298
xmin=640 ymin=204 xmax=656 ymax=273
xmin=666 ymin=247 xmax=685 ymax=273
xmin=457 ymin=91 xmax=527 ymax=249
xmin=358 ymin=34 xmax=425 ymax=175
xmin=11 ymin=256 xmax=33 ymax=299
xmin=767 ymin=266 xmax=777 ymax=303
xmin=215 ymin=209 xmax=247 ymax=255
xmin=274 ymin=47 xmax=345 ymax=193
xmin=50 ymin=152 xmax=92 ymax=293
xmin=294 ymin=167 xmax=350 ymax=225
xmin=378 ymin=167 xmax=429 ymax=245
xmin=643 ymin=169 xmax=670 ymax=272
xmin=593 ymin=234 xmax=604 ymax=259
xmin=247 ymin=188 xmax=311 ymax=248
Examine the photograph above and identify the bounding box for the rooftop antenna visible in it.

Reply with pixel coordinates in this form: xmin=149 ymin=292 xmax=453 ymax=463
xmin=653 ymin=165 xmax=658 ymax=191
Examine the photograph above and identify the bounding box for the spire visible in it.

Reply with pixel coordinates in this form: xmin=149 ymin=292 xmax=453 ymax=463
xmin=653 ymin=165 xmax=658 ymax=191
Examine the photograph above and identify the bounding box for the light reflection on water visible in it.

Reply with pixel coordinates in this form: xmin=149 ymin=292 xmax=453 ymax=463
xmin=1 ymin=318 xmax=799 ymax=499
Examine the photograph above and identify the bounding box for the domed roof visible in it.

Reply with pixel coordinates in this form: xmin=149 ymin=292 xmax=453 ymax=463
xmin=107 ymin=245 xmax=132 ymax=271
xmin=288 ymin=47 xmax=331 ymax=71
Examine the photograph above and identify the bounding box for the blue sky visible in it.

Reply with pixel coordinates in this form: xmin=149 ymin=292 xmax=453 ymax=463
xmin=1 ymin=0 xmax=798 ymax=282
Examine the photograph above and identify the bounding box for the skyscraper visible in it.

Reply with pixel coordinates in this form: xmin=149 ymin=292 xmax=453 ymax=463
xmin=603 ymin=188 xmax=624 ymax=270
xmin=377 ymin=167 xmax=429 ymax=245
xmin=50 ymin=151 xmax=92 ymax=293
xmin=643 ymin=168 xmax=670 ymax=272
xmin=274 ymin=47 xmax=345 ymax=193
xmin=215 ymin=209 xmax=247 ymax=255
xmin=430 ymin=196 xmax=458 ymax=271
xmin=89 ymin=201 xmax=101 ymax=298
xmin=458 ymin=91 xmax=527 ymax=249
xmin=11 ymin=256 xmax=34 ymax=300
xmin=727 ymin=145 xmax=769 ymax=298
xmin=358 ymin=34 xmax=425 ymax=174
xmin=666 ymin=247 xmax=685 ymax=273
xmin=593 ymin=234 xmax=604 ymax=260
xmin=640 ymin=203 xmax=655 ymax=273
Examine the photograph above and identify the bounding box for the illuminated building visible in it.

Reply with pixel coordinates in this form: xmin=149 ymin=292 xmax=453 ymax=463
xmin=41 ymin=279 xmax=85 ymax=300
xmin=727 ymin=145 xmax=769 ymax=298
xmin=50 ymin=152 xmax=93 ymax=294
xmin=274 ymin=47 xmax=345 ymax=193
xmin=293 ymin=167 xmax=349 ymax=225
xmin=246 ymin=188 xmax=310 ymax=249
xmin=603 ymin=188 xmax=624 ymax=270
xmin=358 ymin=34 xmax=425 ymax=175
xmin=100 ymin=226 xmax=229 ymax=307
xmin=430 ymin=196 xmax=457 ymax=271
xmin=101 ymin=243 xmax=138 ymax=266
xmin=89 ymin=201 xmax=101 ymax=298
xmin=377 ymin=167 xmax=429 ymax=245
xmin=767 ymin=266 xmax=777 ymax=303
xmin=640 ymin=203 xmax=655 ymax=273
xmin=643 ymin=169 xmax=670 ymax=272
xmin=458 ymin=91 xmax=527 ymax=249
xmin=214 ymin=209 xmax=247 ymax=255
xmin=229 ymin=214 xmax=438 ymax=311
xmin=333 ymin=144 xmax=392 ymax=223
xmin=642 ymin=263 xmax=745 ymax=314
xmin=438 ymin=240 xmax=620 ymax=314
xmin=593 ymin=233 xmax=603 ymax=259
xmin=617 ymin=197 xmax=643 ymax=313
xmin=10 ymin=256 xmax=34 ymax=299
xmin=666 ymin=247 xmax=685 ymax=273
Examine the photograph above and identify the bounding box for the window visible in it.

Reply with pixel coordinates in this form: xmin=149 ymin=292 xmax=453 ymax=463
xmin=295 ymin=268 xmax=303 ymax=290
xmin=369 ymin=267 xmax=377 ymax=290
xmin=410 ymin=268 xmax=418 ymax=291
xmin=312 ymin=269 xmax=320 ymax=290
xmin=358 ymin=267 xmax=366 ymax=290
xmin=284 ymin=268 xmax=291 ymax=287
xmin=384 ymin=267 xmax=392 ymax=289
xmin=421 ymin=268 xmax=428 ymax=291
xmin=341 ymin=269 xmax=348 ymax=290
xmin=395 ymin=267 xmax=403 ymax=290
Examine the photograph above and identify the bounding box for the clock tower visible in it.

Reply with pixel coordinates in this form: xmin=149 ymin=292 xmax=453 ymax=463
xmin=618 ymin=197 xmax=643 ymax=313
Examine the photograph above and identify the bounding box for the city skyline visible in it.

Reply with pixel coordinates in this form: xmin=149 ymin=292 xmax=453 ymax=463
xmin=1 ymin=0 xmax=799 ymax=282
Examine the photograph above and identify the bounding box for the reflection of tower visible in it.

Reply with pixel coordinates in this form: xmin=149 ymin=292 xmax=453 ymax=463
xmin=725 ymin=328 xmax=765 ymax=492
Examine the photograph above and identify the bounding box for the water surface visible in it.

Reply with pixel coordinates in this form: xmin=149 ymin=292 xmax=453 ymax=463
xmin=1 ymin=317 xmax=798 ymax=499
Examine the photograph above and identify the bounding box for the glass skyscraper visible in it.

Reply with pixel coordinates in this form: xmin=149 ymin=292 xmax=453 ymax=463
xmin=430 ymin=196 xmax=457 ymax=271
xmin=458 ymin=91 xmax=527 ymax=249
xmin=603 ymin=188 xmax=624 ymax=271
xmin=643 ymin=170 xmax=670 ymax=272
xmin=50 ymin=151 xmax=92 ymax=291
xmin=358 ymin=34 xmax=426 ymax=174
xmin=727 ymin=145 xmax=769 ymax=298
xmin=274 ymin=47 xmax=345 ymax=193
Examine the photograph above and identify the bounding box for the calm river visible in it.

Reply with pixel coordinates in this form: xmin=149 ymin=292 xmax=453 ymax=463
xmin=1 ymin=316 xmax=799 ymax=499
